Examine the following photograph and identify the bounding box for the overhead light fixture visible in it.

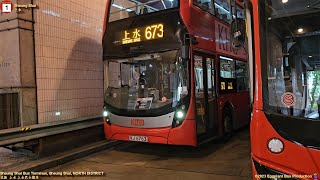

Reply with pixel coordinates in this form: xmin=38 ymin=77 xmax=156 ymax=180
xmin=220 ymin=56 xmax=234 ymax=61
xmin=282 ymin=0 xmax=288 ymax=3
xmin=298 ymin=28 xmax=304 ymax=33
xmin=112 ymin=4 xmax=133 ymax=12
xmin=214 ymin=3 xmax=230 ymax=14
xmin=309 ymin=56 xmax=313 ymax=58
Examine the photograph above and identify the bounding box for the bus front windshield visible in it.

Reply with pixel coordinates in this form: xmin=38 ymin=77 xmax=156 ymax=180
xmin=109 ymin=0 xmax=179 ymax=22
xmin=104 ymin=50 xmax=189 ymax=116
xmin=260 ymin=0 xmax=320 ymax=119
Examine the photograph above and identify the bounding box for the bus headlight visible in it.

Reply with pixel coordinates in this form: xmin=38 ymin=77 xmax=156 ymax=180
xmin=172 ymin=110 xmax=186 ymax=128
xmin=171 ymin=96 xmax=190 ymax=128
xmin=175 ymin=111 xmax=184 ymax=119
xmin=267 ymin=138 xmax=284 ymax=154
xmin=103 ymin=111 xmax=109 ymax=118
xmin=103 ymin=110 xmax=111 ymax=125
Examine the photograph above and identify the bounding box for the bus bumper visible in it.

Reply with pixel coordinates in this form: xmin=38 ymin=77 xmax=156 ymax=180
xmin=103 ymin=118 xmax=197 ymax=146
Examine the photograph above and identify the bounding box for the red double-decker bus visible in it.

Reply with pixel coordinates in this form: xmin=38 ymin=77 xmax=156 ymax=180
xmin=249 ymin=0 xmax=320 ymax=178
xmin=102 ymin=0 xmax=250 ymax=146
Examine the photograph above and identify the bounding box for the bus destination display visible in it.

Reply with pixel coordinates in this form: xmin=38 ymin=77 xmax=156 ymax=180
xmin=115 ymin=23 xmax=164 ymax=45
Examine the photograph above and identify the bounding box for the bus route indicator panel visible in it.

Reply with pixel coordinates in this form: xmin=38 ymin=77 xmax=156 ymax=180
xmin=115 ymin=24 xmax=164 ymax=45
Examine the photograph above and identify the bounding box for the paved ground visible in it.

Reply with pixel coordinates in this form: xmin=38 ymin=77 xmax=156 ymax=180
xmin=43 ymin=129 xmax=252 ymax=180
xmin=0 ymin=147 xmax=37 ymax=170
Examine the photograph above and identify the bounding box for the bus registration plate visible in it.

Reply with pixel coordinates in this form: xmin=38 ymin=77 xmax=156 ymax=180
xmin=129 ymin=136 xmax=148 ymax=142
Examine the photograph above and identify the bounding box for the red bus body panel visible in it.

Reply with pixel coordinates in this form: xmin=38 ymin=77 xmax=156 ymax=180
xmin=250 ymin=0 xmax=320 ymax=178
xmin=104 ymin=118 xmax=197 ymax=146
xmin=251 ymin=0 xmax=263 ymax=111
xmin=104 ymin=118 xmax=170 ymax=142
xmin=251 ymin=110 xmax=320 ymax=179
xmin=167 ymin=120 xmax=196 ymax=146
xmin=218 ymin=92 xmax=250 ymax=130
xmin=182 ymin=0 xmax=250 ymax=133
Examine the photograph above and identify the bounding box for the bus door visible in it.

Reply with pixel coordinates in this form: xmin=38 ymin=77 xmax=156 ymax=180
xmin=194 ymin=53 xmax=218 ymax=139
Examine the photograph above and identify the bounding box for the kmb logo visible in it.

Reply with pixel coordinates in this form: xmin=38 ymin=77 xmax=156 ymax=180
xmin=131 ymin=119 xmax=144 ymax=126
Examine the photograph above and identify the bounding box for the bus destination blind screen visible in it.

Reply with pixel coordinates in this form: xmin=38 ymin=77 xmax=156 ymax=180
xmin=114 ymin=23 xmax=164 ymax=45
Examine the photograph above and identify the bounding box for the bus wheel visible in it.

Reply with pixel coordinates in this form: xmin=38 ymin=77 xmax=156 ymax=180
xmin=223 ymin=107 xmax=233 ymax=142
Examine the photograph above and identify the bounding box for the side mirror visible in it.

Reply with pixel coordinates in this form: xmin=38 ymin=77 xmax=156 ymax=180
xmin=283 ymin=55 xmax=289 ymax=67
xmin=181 ymin=45 xmax=190 ymax=60
xmin=231 ymin=18 xmax=246 ymax=49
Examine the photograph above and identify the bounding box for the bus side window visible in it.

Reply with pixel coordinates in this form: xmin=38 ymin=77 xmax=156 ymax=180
xmin=215 ymin=0 xmax=232 ymax=23
xmin=206 ymin=58 xmax=215 ymax=97
xmin=220 ymin=57 xmax=235 ymax=79
xmin=194 ymin=55 xmax=204 ymax=94
xmin=193 ymin=0 xmax=215 ymax=15
xmin=236 ymin=5 xmax=245 ymax=19
xmin=236 ymin=61 xmax=249 ymax=91
xmin=220 ymin=56 xmax=236 ymax=91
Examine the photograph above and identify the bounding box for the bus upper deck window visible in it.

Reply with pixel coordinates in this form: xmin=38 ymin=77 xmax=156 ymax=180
xmin=214 ymin=0 xmax=232 ymax=23
xmin=109 ymin=0 xmax=179 ymax=22
xmin=236 ymin=5 xmax=244 ymax=19
xmin=193 ymin=0 xmax=215 ymax=15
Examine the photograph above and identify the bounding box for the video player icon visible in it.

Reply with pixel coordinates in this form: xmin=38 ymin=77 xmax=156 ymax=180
xmin=0 ymin=0 xmax=14 ymax=14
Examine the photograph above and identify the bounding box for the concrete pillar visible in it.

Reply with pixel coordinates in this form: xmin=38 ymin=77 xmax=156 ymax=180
xmin=0 ymin=0 xmax=37 ymax=127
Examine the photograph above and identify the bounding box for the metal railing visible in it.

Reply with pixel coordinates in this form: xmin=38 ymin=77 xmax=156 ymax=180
xmin=0 ymin=116 xmax=103 ymax=147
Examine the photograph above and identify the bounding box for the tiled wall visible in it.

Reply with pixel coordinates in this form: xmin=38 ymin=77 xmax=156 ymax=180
xmin=34 ymin=0 xmax=107 ymax=123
